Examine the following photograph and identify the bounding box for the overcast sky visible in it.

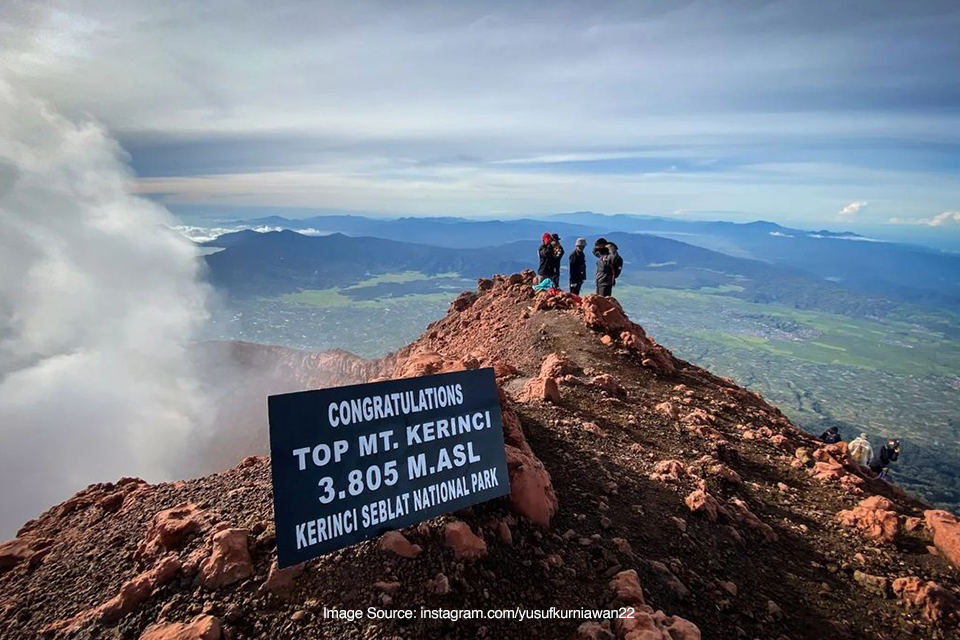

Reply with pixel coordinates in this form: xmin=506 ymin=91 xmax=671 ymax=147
xmin=3 ymin=0 xmax=959 ymax=228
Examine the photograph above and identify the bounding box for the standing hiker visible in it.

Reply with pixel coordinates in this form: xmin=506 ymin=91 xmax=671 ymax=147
xmin=870 ymin=438 xmax=901 ymax=479
xmin=537 ymin=232 xmax=561 ymax=287
xmin=569 ymin=237 xmax=587 ymax=294
xmin=848 ymin=433 xmax=874 ymax=467
xmin=594 ymin=238 xmax=618 ymax=297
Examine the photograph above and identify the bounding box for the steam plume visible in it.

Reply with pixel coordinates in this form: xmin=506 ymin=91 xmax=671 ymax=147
xmin=0 ymin=76 xmax=211 ymax=538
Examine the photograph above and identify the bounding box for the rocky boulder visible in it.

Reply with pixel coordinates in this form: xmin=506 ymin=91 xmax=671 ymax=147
xmin=520 ymin=375 xmax=561 ymax=404
xmin=0 ymin=536 xmax=53 ymax=573
xmin=444 ymin=521 xmax=487 ymax=560
xmin=504 ymin=445 xmax=558 ymax=527
xmin=379 ymin=531 xmax=422 ymax=558
xmin=924 ymin=509 xmax=960 ymax=569
xmin=685 ymin=490 xmax=721 ymax=522
xmin=539 ymin=353 xmax=580 ymax=378
xmin=197 ymin=528 xmax=254 ymax=590
xmin=139 ymin=615 xmax=222 ymax=640
xmin=838 ymin=496 xmax=900 ymax=544
xmin=892 ymin=577 xmax=957 ymax=623
xmin=135 ymin=503 xmax=210 ymax=562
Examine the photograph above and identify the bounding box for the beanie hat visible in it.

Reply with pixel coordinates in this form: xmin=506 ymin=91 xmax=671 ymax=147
xmin=576 ymin=237 xmax=586 ymax=247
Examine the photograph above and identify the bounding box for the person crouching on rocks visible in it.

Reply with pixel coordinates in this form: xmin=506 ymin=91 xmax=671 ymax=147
xmin=594 ymin=238 xmax=618 ymax=297
xmin=538 ymin=232 xmax=563 ymax=287
xmin=870 ymin=438 xmax=900 ymax=479
xmin=819 ymin=426 xmax=841 ymax=444
xmin=569 ymin=237 xmax=587 ymax=294
xmin=848 ymin=432 xmax=873 ymax=467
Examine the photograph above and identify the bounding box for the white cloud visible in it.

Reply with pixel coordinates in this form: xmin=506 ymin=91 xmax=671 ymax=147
xmin=888 ymin=211 xmax=960 ymax=226
xmin=838 ymin=200 xmax=868 ymax=218
xmin=0 ymin=74 xmax=212 ymax=537
xmin=2 ymin=1 xmax=959 ymax=223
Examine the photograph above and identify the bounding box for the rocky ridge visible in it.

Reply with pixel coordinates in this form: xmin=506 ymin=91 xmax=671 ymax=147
xmin=1 ymin=271 xmax=959 ymax=639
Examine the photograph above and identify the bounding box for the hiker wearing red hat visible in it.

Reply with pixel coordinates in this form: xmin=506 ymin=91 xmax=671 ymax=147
xmin=537 ymin=232 xmax=564 ymax=286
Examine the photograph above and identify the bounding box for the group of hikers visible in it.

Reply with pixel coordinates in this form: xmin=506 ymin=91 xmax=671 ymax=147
xmin=537 ymin=233 xmax=623 ymax=296
xmin=820 ymin=426 xmax=901 ymax=480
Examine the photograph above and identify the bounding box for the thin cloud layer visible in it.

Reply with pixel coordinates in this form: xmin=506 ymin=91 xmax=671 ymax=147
xmin=890 ymin=211 xmax=960 ymax=226
xmin=3 ymin=0 xmax=959 ymax=224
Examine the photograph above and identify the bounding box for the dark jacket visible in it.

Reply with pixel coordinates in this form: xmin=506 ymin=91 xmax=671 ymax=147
xmin=569 ymin=248 xmax=587 ymax=284
xmin=820 ymin=430 xmax=841 ymax=444
xmin=594 ymin=245 xmax=618 ymax=286
xmin=538 ymin=242 xmax=563 ymax=281
xmin=878 ymin=444 xmax=899 ymax=466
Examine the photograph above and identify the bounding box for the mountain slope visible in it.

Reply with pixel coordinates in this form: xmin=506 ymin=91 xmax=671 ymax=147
xmin=203 ymin=229 xmax=899 ymax=318
xmin=2 ymin=273 xmax=959 ymax=640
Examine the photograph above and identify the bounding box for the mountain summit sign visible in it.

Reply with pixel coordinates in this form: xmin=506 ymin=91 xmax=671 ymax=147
xmin=268 ymin=368 xmax=510 ymax=568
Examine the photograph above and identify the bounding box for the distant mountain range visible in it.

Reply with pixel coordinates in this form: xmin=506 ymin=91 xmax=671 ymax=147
xmin=203 ymin=228 xmax=900 ymax=322
xmin=204 ymin=212 xmax=960 ymax=319
xmin=222 ymin=212 xmax=960 ymax=312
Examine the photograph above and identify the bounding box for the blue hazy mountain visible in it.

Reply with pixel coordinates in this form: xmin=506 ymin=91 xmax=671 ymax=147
xmin=221 ymin=213 xmax=960 ymax=313
xmin=203 ymin=229 xmax=899 ymax=320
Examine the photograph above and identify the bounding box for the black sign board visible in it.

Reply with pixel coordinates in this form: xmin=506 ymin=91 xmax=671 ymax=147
xmin=268 ymin=367 xmax=511 ymax=567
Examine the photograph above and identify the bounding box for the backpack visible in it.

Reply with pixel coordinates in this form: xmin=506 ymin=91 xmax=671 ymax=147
xmin=613 ymin=254 xmax=623 ymax=278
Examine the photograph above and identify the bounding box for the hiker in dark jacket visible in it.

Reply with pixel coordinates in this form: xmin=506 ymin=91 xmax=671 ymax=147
xmin=819 ymin=426 xmax=841 ymax=444
xmin=568 ymin=237 xmax=587 ymax=294
xmin=594 ymin=238 xmax=618 ymax=296
xmin=870 ymin=438 xmax=900 ymax=479
xmin=537 ymin=232 xmax=564 ymax=286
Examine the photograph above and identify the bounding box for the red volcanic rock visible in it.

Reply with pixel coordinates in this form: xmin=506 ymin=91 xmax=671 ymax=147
xmin=539 ymin=353 xmax=580 ymax=378
xmin=609 ymin=569 xmax=646 ymax=606
xmin=578 ymin=296 xmax=676 ymax=374
xmin=904 ymin=516 xmax=923 ymax=532
xmin=504 ymin=445 xmax=558 ymax=527
xmin=493 ymin=361 xmax=521 ymax=379
xmin=444 ymin=521 xmax=487 ymax=560
xmin=197 ymin=529 xmax=254 ymax=590
xmin=838 ymin=496 xmax=900 ymax=544
xmin=139 ymin=615 xmax=222 ymax=640
xmin=260 ymin=560 xmax=305 ymax=597
xmin=426 ymin=572 xmax=451 ymax=596
xmin=707 ymin=464 xmax=742 ymax=485
xmin=725 ymin=498 xmax=778 ymax=543
xmin=924 ymin=510 xmax=960 ymax=569
xmin=394 ymin=351 xmax=463 ymax=379
xmin=650 ymin=460 xmax=687 ymax=483
xmin=451 ymin=290 xmax=478 ymax=312
xmin=43 ymin=555 xmax=182 ymax=634
xmin=581 ymin=421 xmax=608 ymax=437
xmin=590 ymin=374 xmax=624 ymax=397
xmin=521 ymin=375 xmax=561 ymax=404
xmin=685 ymin=490 xmax=721 ymax=522
xmin=682 ymin=409 xmax=714 ymax=426
xmin=101 ymin=555 xmax=181 ymax=622
xmin=379 ymin=531 xmax=422 ymax=558
xmin=581 ymin=295 xmax=635 ymax=335
xmin=0 ymin=536 xmax=53 ymax=573
xmin=892 ymin=577 xmax=957 ymax=622
xmin=135 ymin=503 xmax=210 ymax=562
xmin=655 ymin=401 xmax=678 ymax=420
xmin=812 ymin=460 xmax=846 ymax=482
xmin=576 ymin=621 xmax=614 ymax=640
xmin=96 ymin=491 xmax=127 ymax=513
xmin=616 ymin=608 xmax=701 ymax=640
